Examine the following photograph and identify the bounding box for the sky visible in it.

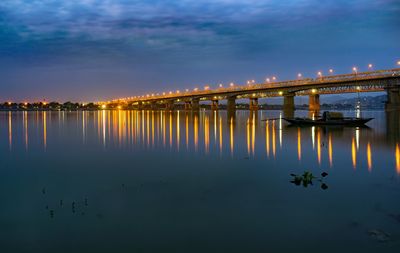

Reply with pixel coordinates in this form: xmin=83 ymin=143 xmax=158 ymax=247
xmin=0 ymin=0 xmax=399 ymax=102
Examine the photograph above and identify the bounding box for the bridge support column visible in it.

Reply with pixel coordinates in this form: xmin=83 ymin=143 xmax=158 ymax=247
xmin=211 ymin=100 xmax=219 ymax=110
xmin=283 ymin=94 xmax=295 ymax=118
xmin=309 ymin=94 xmax=320 ymax=113
xmin=227 ymin=96 xmax=236 ymax=112
xmin=191 ymin=98 xmax=200 ymax=111
xmin=385 ymin=87 xmax=400 ymax=111
xmin=137 ymin=101 xmax=143 ymax=110
xmin=150 ymin=102 xmax=157 ymax=110
xmin=184 ymin=101 xmax=192 ymax=110
xmin=249 ymin=98 xmax=259 ymax=110
xmin=165 ymin=101 xmax=174 ymax=111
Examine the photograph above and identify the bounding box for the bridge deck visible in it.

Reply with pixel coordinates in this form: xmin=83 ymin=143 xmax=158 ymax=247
xmin=107 ymin=68 xmax=400 ymax=104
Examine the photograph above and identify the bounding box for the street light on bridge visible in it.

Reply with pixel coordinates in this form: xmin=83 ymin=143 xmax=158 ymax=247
xmin=317 ymin=71 xmax=323 ymax=78
xmin=297 ymin=73 xmax=302 ymax=79
xmin=230 ymin=82 xmax=235 ymax=87
xmin=397 ymin=60 xmax=400 ymax=66
xmin=219 ymin=83 xmax=223 ymax=88
xmin=329 ymin=69 xmax=334 ymax=74
xmin=352 ymin=67 xmax=358 ymax=74
xmin=368 ymin=64 xmax=373 ymax=70
xmin=266 ymin=78 xmax=271 ymax=83
xmin=272 ymin=76 xmax=277 ymax=81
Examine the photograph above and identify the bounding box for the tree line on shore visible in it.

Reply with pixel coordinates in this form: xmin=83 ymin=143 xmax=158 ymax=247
xmin=0 ymin=102 xmax=99 ymax=111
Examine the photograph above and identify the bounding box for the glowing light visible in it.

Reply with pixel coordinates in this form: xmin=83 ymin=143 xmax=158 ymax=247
xmin=368 ymin=64 xmax=373 ymax=69
xmin=7 ymin=101 xmax=12 ymax=105
xmin=317 ymin=71 xmax=322 ymax=77
xmin=352 ymin=67 xmax=358 ymax=73
xmin=311 ymin=89 xmax=317 ymax=94
xmin=396 ymin=144 xmax=400 ymax=174
xmin=117 ymin=106 xmax=122 ymax=110
xmin=230 ymin=83 xmax=234 ymax=87
xmin=265 ymin=120 xmax=270 ymax=157
xmin=329 ymin=69 xmax=334 ymax=74
xmin=297 ymin=73 xmax=302 ymax=78
xmin=317 ymin=129 xmax=321 ymax=165
xmin=101 ymin=104 xmax=107 ymax=109
xmin=162 ymin=92 xmax=166 ymax=95
xmin=185 ymin=89 xmax=189 ymax=92
xmin=367 ymin=142 xmax=372 ymax=171
xmin=397 ymin=61 xmax=400 ymax=66
xmin=297 ymin=128 xmax=301 ymax=161
xmin=176 ymin=90 xmax=180 ymax=93
xmin=194 ymin=88 xmax=199 ymax=91
xmin=328 ymin=133 xmax=333 ymax=167
xmin=219 ymin=84 xmax=223 ymax=88
xmin=169 ymin=91 xmax=172 ymax=95
xmin=272 ymin=76 xmax=277 ymax=81
xmin=42 ymin=102 xmax=47 ymax=106
xmin=278 ymin=91 xmax=283 ymax=95
xmin=266 ymin=78 xmax=270 ymax=83
xmin=352 ymin=138 xmax=357 ymax=169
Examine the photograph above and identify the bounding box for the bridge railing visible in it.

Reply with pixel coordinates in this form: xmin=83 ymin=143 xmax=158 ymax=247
xmin=110 ymin=68 xmax=400 ymax=103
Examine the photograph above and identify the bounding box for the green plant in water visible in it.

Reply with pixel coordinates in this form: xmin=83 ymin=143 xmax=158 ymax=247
xmin=290 ymin=171 xmax=328 ymax=189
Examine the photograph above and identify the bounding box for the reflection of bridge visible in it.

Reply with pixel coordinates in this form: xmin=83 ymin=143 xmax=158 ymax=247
xmin=106 ymin=68 xmax=400 ymax=115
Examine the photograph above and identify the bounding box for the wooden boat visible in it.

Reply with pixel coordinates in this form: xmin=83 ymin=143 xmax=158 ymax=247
xmin=283 ymin=112 xmax=373 ymax=126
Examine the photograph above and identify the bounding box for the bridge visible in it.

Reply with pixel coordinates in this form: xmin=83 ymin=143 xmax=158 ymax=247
xmin=104 ymin=68 xmax=400 ymax=116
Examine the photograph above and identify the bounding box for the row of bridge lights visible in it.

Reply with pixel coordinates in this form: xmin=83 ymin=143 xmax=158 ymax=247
xmin=114 ymin=61 xmax=400 ymax=102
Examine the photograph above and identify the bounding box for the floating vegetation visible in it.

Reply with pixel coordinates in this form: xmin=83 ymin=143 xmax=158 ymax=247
xmin=290 ymin=171 xmax=329 ymax=189
xmin=368 ymin=229 xmax=391 ymax=242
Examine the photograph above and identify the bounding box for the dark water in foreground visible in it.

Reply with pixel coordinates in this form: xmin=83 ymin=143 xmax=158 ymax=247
xmin=1 ymin=110 xmax=400 ymax=253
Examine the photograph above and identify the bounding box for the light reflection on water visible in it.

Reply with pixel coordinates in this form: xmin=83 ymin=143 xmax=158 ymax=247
xmin=2 ymin=110 xmax=400 ymax=174
xmin=1 ymin=110 xmax=400 ymax=253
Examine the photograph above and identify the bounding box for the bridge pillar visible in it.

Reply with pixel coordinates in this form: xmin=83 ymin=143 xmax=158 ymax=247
xmin=165 ymin=100 xmax=174 ymax=111
xmin=137 ymin=101 xmax=143 ymax=110
xmin=283 ymin=94 xmax=295 ymax=118
xmin=191 ymin=98 xmax=200 ymax=111
xmin=249 ymin=98 xmax=259 ymax=110
xmin=184 ymin=101 xmax=192 ymax=110
xmin=309 ymin=94 xmax=320 ymax=113
xmin=385 ymin=87 xmax=400 ymax=111
xmin=227 ymin=96 xmax=236 ymax=112
xmin=211 ymin=100 xmax=219 ymax=110
xmin=150 ymin=101 xmax=157 ymax=110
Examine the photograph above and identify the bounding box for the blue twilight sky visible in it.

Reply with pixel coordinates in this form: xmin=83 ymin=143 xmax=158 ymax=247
xmin=0 ymin=0 xmax=399 ymax=102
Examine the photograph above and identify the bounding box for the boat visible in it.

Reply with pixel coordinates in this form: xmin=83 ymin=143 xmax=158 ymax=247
xmin=283 ymin=111 xmax=373 ymax=126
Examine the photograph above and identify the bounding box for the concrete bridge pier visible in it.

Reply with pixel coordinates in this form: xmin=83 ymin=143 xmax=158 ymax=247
xmin=249 ymin=98 xmax=258 ymax=110
xmin=309 ymin=94 xmax=320 ymax=113
xmin=184 ymin=101 xmax=192 ymax=110
xmin=191 ymin=98 xmax=200 ymax=111
xmin=137 ymin=101 xmax=143 ymax=110
xmin=165 ymin=101 xmax=174 ymax=111
xmin=227 ymin=96 xmax=236 ymax=112
xmin=211 ymin=100 xmax=219 ymax=110
xmin=385 ymin=86 xmax=400 ymax=111
xmin=150 ymin=102 xmax=157 ymax=110
xmin=283 ymin=94 xmax=295 ymax=118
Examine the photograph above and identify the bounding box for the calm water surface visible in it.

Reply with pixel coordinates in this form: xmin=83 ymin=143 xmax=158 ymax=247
xmin=1 ymin=110 xmax=400 ymax=252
